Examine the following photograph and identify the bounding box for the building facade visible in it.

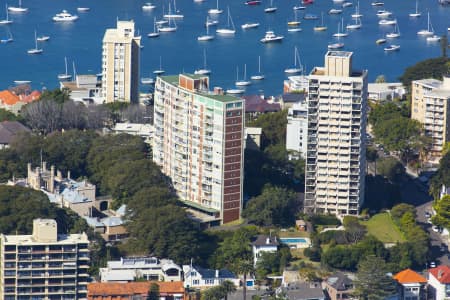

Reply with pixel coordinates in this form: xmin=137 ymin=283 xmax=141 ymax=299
xmin=286 ymin=101 xmax=308 ymax=158
xmin=101 ymin=20 xmax=141 ymax=104
xmin=153 ymin=74 xmax=244 ymax=224
xmin=87 ymin=282 xmax=186 ymax=300
xmin=0 ymin=219 xmax=89 ymax=300
xmin=304 ymin=51 xmax=368 ymax=216
xmin=411 ymin=76 xmax=450 ymax=162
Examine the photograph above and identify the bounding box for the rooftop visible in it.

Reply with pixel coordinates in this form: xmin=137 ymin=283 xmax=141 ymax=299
xmin=327 ymin=50 xmax=352 ymax=58
xmin=429 ymin=265 xmax=450 ymax=284
xmin=326 ymin=273 xmax=354 ymax=291
xmin=0 ymin=121 xmax=31 ymax=144
xmin=1 ymin=233 xmax=88 ymax=245
xmin=252 ymin=235 xmax=279 ymax=247
xmin=393 ymin=269 xmax=427 ymax=284
xmin=88 ymin=281 xmax=185 ymax=296
xmin=0 ymin=90 xmax=20 ymax=105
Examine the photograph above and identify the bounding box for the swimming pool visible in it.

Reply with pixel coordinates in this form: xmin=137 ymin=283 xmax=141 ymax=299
xmin=279 ymin=238 xmax=308 ymax=244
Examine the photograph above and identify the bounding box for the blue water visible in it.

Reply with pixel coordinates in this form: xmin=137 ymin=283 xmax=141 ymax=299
xmin=279 ymin=237 xmax=307 ymax=243
xmin=0 ymin=0 xmax=449 ymax=96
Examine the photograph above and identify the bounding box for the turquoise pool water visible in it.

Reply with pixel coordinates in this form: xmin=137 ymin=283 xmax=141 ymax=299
xmin=279 ymin=237 xmax=307 ymax=244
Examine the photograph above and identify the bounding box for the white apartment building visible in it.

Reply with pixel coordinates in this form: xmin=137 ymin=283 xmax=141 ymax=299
xmin=0 ymin=219 xmax=90 ymax=300
xmin=411 ymin=76 xmax=450 ymax=162
xmin=101 ymin=20 xmax=141 ymax=103
xmin=153 ymin=74 xmax=244 ymax=224
xmin=286 ymin=100 xmax=308 ymax=158
xmin=304 ymin=51 xmax=368 ymax=216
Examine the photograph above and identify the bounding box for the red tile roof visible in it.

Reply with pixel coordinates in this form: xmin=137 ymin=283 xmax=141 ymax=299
xmin=88 ymin=281 xmax=185 ymax=297
xmin=0 ymin=90 xmax=20 ymax=105
xmin=19 ymin=90 xmax=41 ymax=103
xmin=394 ymin=269 xmax=427 ymax=284
xmin=429 ymin=266 xmax=450 ymax=284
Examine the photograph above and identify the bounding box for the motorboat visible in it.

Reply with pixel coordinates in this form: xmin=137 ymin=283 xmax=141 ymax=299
xmin=260 ymin=31 xmax=284 ymax=43
xmin=426 ymin=35 xmax=441 ymax=42
xmin=141 ymin=77 xmax=155 ymax=85
xmin=288 ymin=28 xmax=302 ymax=32
xmin=27 ymin=30 xmax=43 ymax=54
xmin=8 ymin=0 xmax=27 ymax=13
xmin=264 ymin=0 xmax=277 ymax=13
xmin=241 ymin=22 xmax=259 ymax=29
xmin=142 ymin=3 xmax=156 ymax=10
xmin=208 ymin=0 xmax=223 ymax=14
xmin=328 ymin=42 xmax=344 ymax=49
xmin=58 ymin=57 xmax=72 ymax=81
xmin=378 ymin=19 xmax=396 ymax=25
xmin=376 ymin=10 xmax=392 ymax=18
xmin=417 ymin=12 xmax=434 ymax=36
xmin=376 ymin=38 xmax=387 ymax=44
xmin=226 ymin=89 xmax=245 ymax=95
xmin=384 ymin=44 xmax=400 ymax=51
xmin=36 ymin=35 xmax=50 ymax=42
xmin=328 ymin=9 xmax=342 ymax=15
xmin=245 ymin=0 xmax=261 ymax=5
xmin=53 ymin=10 xmax=79 ymax=22
xmin=284 ymin=46 xmax=303 ymax=74
xmin=342 ymin=2 xmax=353 ymax=7
xmin=216 ymin=7 xmax=235 ymax=35
xmin=77 ymin=7 xmax=90 ymax=12
xmin=14 ymin=80 xmax=31 ymax=85
xmin=409 ymin=0 xmax=421 ymax=17
xmin=371 ymin=1 xmax=384 ymax=6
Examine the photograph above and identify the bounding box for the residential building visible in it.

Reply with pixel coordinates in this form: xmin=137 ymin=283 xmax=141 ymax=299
xmin=112 ymin=123 xmax=153 ymax=145
xmin=0 ymin=90 xmax=40 ymax=114
xmin=243 ymin=95 xmax=280 ymax=119
xmin=286 ymin=100 xmax=308 ymax=158
xmin=304 ymin=51 xmax=368 ymax=216
xmin=367 ymin=82 xmax=406 ymax=101
xmin=279 ymin=282 xmax=326 ymax=300
xmin=0 ymin=121 xmax=30 ymax=149
xmin=393 ymin=268 xmax=427 ymax=300
xmin=323 ymin=272 xmax=354 ymax=300
xmin=99 ymin=257 xmax=182 ymax=282
xmin=101 ymin=20 xmax=141 ymax=104
xmin=428 ymin=265 xmax=450 ymax=300
xmin=251 ymin=235 xmax=279 ymax=266
xmin=280 ymin=93 xmax=307 ymax=110
xmin=283 ymin=76 xmax=309 ymax=93
xmin=182 ymin=265 xmax=239 ymax=289
xmin=87 ymin=281 xmax=186 ymax=300
xmin=153 ymin=74 xmax=244 ymax=224
xmin=0 ymin=219 xmax=89 ymax=300
xmin=60 ymin=75 xmax=102 ymax=104
xmin=411 ymin=76 xmax=450 ymax=162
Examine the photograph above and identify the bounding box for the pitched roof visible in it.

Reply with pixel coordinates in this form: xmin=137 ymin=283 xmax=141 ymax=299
xmin=195 ymin=266 xmax=237 ymax=279
xmin=393 ymin=269 xmax=427 ymax=284
xmin=19 ymin=90 xmax=41 ymax=103
xmin=243 ymin=95 xmax=281 ymax=113
xmin=326 ymin=272 xmax=353 ymax=291
xmin=88 ymin=281 xmax=185 ymax=296
xmin=0 ymin=121 xmax=31 ymax=144
xmin=0 ymin=90 xmax=20 ymax=105
xmin=429 ymin=266 xmax=450 ymax=284
xmin=251 ymin=235 xmax=279 ymax=247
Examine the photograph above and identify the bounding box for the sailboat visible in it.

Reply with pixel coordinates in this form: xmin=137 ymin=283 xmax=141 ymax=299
xmin=235 ymin=65 xmax=251 ymax=86
xmin=153 ymin=56 xmax=165 ymax=75
xmin=328 ymin=25 xmax=345 ymax=49
xmin=163 ymin=0 xmax=184 ymax=19
xmin=0 ymin=28 xmax=13 ymax=43
xmin=250 ymin=56 xmax=265 ymax=80
xmin=27 ymin=30 xmax=43 ymax=54
xmin=142 ymin=3 xmax=156 ymax=10
xmin=208 ymin=0 xmax=223 ymax=14
xmin=58 ymin=57 xmax=72 ymax=80
xmin=409 ymin=0 xmax=421 ymax=17
xmin=194 ymin=49 xmax=211 ymax=75
xmin=417 ymin=12 xmax=433 ymax=36
xmin=333 ymin=18 xmax=348 ymax=37
xmin=288 ymin=10 xmax=301 ymax=26
xmin=72 ymin=61 xmax=77 ymax=81
xmin=264 ymin=0 xmax=277 ymax=13
xmin=284 ymin=46 xmax=302 ymax=74
xmin=148 ymin=17 xmax=160 ymax=38
xmin=313 ymin=12 xmax=327 ymax=31
xmin=386 ymin=23 xmax=400 ymax=38
xmin=216 ymin=7 xmax=235 ymax=35
xmin=0 ymin=5 xmax=13 ymax=24
xmin=351 ymin=1 xmax=363 ymax=18
xmin=8 ymin=0 xmax=27 ymax=12
xmin=198 ymin=17 xmax=214 ymax=41
xmin=159 ymin=16 xmax=177 ymax=32
xmin=346 ymin=16 xmax=362 ymax=30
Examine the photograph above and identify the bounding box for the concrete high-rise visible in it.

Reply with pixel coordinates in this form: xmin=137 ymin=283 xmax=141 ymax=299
xmin=0 ymin=219 xmax=90 ymax=300
xmin=101 ymin=20 xmax=141 ymax=103
xmin=304 ymin=51 xmax=368 ymax=216
xmin=153 ymin=74 xmax=245 ymax=224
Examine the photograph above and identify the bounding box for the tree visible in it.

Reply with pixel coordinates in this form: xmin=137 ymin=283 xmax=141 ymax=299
xmin=235 ymin=259 xmax=254 ymax=300
xmin=399 ymin=57 xmax=450 ymax=90
xmin=353 ymin=256 xmax=397 ymax=300
xmin=366 ymin=146 xmax=379 ymax=175
xmin=432 ymin=195 xmax=450 ymax=229
xmin=390 ymin=203 xmax=416 ymax=223
xmin=148 ymin=283 xmax=160 ymax=300
xmin=430 ymin=151 xmax=450 ymax=199
xmin=377 ymin=157 xmax=405 ymax=183
xmin=0 ymin=108 xmax=20 ymax=122
xmin=375 ymin=75 xmax=386 ymax=83
xmin=220 ymin=280 xmax=237 ymax=300
xmin=343 ymin=216 xmax=367 ymax=244
xmin=39 ymin=88 xmax=70 ymax=104
xmin=441 ymin=34 xmax=448 ymax=58
xmin=247 ymin=110 xmax=288 ymax=149
xmin=21 ymin=99 xmax=63 ymax=134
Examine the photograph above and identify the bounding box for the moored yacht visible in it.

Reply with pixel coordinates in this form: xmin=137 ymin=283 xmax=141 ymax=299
xmin=53 ymin=10 xmax=79 ymax=22
xmin=260 ymin=30 xmax=284 ymax=43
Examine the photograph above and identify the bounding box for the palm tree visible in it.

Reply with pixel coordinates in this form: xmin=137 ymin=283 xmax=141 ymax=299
xmin=235 ymin=260 xmax=254 ymax=300
xmin=220 ymin=280 xmax=237 ymax=300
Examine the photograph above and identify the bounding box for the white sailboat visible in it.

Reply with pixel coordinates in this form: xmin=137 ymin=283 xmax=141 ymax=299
xmin=0 ymin=5 xmax=13 ymax=24
xmin=148 ymin=17 xmax=160 ymax=38
xmin=288 ymin=10 xmax=301 ymax=27
xmin=409 ymin=0 xmax=421 ymax=17
xmin=142 ymin=3 xmax=156 ymax=10
xmin=27 ymin=30 xmax=43 ymax=54
xmin=417 ymin=12 xmax=433 ymax=36
xmin=313 ymin=12 xmax=327 ymax=31
xmin=208 ymin=0 xmax=223 ymax=14
xmin=194 ymin=49 xmax=212 ymax=75
xmin=346 ymin=16 xmax=362 ymax=30
xmin=264 ymin=0 xmax=277 ymax=13
xmin=426 ymin=35 xmax=441 ymax=42
xmin=216 ymin=7 xmax=235 ymax=35
xmin=58 ymin=57 xmax=72 ymax=80
xmin=284 ymin=46 xmax=302 ymax=74
xmin=0 ymin=27 xmax=13 ymax=43
xmin=235 ymin=65 xmax=251 ymax=86
xmin=198 ymin=17 xmax=214 ymax=41
xmin=250 ymin=56 xmax=265 ymax=80
xmin=159 ymin=16 xmax=177 ymax=32
xmin=386 ymin=22 xmax=400 ymax=38
xmin=164 ymin=1 xmax=184 ymax=19
xmin=351 ymin=1 xmax=363 ymax=18
xmin=8 ymin=0 xmax=27 ymax=13
xmin=153 ymin=56 xmax=165 ymax=75
xmin=333 ymin=18 xmax=348 ymax=37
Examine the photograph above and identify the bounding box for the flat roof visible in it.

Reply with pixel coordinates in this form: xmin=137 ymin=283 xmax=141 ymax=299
xmin=326 ymin=50 xmax=353 ymax=58
xmin=1 ymin=233 xmax=88 ymax=245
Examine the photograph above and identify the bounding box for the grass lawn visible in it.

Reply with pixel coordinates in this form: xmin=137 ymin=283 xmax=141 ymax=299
xmin=361 ymin=212 xmax=405 ymax=243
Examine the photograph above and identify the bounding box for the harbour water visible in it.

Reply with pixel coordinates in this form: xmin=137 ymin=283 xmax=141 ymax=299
xmin=0 ymin=0 xmax=449 ymax=96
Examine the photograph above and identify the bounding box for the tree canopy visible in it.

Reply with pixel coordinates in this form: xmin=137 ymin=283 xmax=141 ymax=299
xmin=399 ymin=57 xmax=450 ymax=90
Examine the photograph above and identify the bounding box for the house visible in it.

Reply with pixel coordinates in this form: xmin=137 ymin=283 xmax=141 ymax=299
xmin=100 ymin=257 xmax=182 ymax=282
xmin=368 ymin=82 xmax=406 ymax=101
xmin=182 ymin=265 xmax=239 ymax=289
xmin=393 ymin=268 xmax=427 ymax=300
xmin=295 ymin=220 xmax=307 ymax=231
xmin=279 ymin=282 xmax=326 ymax=300
xmin=428 ymin=265 xmax=450 ymax=300
xmin=0 ymin=89 xmax=40 ymax=114
xmin=243 ymin=95 xmax=281 ymax=118
xmin=279 ymin=93 xmax=307 ymax=110
xmin=251 ymin=235 xmax=279 ymax=266
xmin=60 ymin=75 xmax=102 ymax=105
xmin=112 ymin=123 xmax=154 ymax=145
xmin=323 ymin=272 xmax=354 ymax=300
xmin=87 ymin=281 xmax=186 ymax=300
xmin=0 ymin=121 xmax=31 ymax=149
xmin=283 ymin=76 xmax=309 ymax=94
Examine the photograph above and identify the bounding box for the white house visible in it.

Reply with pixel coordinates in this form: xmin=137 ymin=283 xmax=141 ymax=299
xmin=251 ymin=235 xmax=279 ymax=266
xmin=428 ymin=265 xmax=450 ymax=300
xmin=367 ymin=82 xmax=406 ymax=101
xmin=182 ymin=265 xmax=240 ymax=289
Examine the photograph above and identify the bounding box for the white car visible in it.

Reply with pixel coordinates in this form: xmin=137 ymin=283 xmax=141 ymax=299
xmin=432 ymin=226 xmax=440 ymax=232
xmin=430 ymin=262 xmax=436 ymax=268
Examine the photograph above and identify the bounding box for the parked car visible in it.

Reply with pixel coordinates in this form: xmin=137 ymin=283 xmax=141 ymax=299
xmin=432 ymin=226 xmax=440 ymax=232
xmin=430 ymin=261 xmax=436 ymax=268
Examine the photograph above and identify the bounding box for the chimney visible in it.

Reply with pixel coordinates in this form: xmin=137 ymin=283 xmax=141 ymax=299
xmin=215 ymin=270 xmax=219 ymax=278
xmin=67 ymin=171 xmax=71 ymax=180
xmin=42 ymin=161 xmax=47 ymax=171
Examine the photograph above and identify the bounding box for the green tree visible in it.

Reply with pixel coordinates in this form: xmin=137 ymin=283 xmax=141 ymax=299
xmin=377 ymin=157 xmax=405 ymax=183
xmin=0 ymin=108 xmax=20 ymax=121
xmin=235 ymin=259 xmax=254 ymax=300
xmin=366 ymin=146 xmax=379 ymax=175
xmin=432 ymin=195 xmax=450 ymax=229
xmin=399 ymin=57 xmax=450 ymax=90
xmin=247 ymin=110 xmax=288 ymax=149
xmin=39 ymin=88 xmax=70 ymax=104
xmin=430 ymin=151 xmax=450 ymax=199
xmin=441 ymin=34 xmax=448 ymax=58
xmin=220 ymin=280 xmax=237 ymax=300
xmin=390 ymin=203 xmax=416 ymax=223
xmin=148 ymin=283 xmax=160 ymax=300
xmin=375 ymin=75 xmax=386 ymax=83
xmin=353 ymin=256 xmax=397 ymax=300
